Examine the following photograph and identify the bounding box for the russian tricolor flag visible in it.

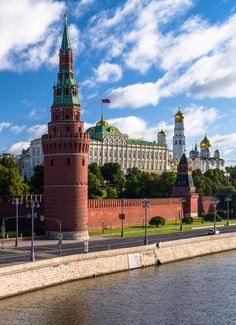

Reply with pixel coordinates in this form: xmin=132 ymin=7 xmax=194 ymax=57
xmin=101 ymin=98 xmax=111 ymax=104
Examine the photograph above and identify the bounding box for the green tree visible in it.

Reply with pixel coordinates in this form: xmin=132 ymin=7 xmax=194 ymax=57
xmin=88 ymin=171 xmax=104 ymax=199
xmin=124 ymin=168 xmax=143 ymax=198
xmin=0 ymin=157 xmax=29 ymax=196
xmin=101 ymin=163 xmax=125 ymax=196
xmin=28 ymin=164 xmax=44 ymax=194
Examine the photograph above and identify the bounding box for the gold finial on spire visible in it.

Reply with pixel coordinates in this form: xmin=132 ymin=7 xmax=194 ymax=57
xmin=64 ymin=11 xmax=67 ymax=23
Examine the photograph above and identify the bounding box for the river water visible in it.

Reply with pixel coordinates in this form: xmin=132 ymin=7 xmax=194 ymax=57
xmin=1 ymin=251 xmax=236 ymax=325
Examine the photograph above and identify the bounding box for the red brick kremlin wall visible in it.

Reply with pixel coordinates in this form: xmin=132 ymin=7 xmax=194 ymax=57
xmin=88 ymin=196 xmax=214 ymax=231
xmin=0 ymin=196 xmax=214 ymax=232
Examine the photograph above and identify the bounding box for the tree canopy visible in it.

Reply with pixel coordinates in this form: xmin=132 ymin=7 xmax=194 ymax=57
xmin=0 ymin=156 xmax=29 ymax=196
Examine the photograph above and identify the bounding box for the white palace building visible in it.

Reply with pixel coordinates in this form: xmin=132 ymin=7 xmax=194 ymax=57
xmin=17 ymin=107 xmax=226 ymax=178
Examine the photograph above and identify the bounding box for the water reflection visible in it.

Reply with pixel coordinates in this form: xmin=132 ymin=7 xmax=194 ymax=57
xmin=1 ymin=251 xmax=236 ymax=325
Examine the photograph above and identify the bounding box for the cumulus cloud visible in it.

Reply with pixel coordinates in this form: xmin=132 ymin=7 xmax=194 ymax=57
xmin=0 ymin=0 xmax=81 ymax=71
xmin=0 ymin=122 xmax=11 ymax=132
xmin=184 ymin=105 xmax=218 ymax=138
xmin=84 ymin=0 xmax=236 ymax=108
xmin=94 ymin=62 xmax=122 ymax=82
xmin=10 ymin=125 xmax=26 ymax=134
xmin=7 ymin=141 xmax=30 ymax=154
xmin=109 ymin=82 xmax=160 ymax=109
xmin=73 ymin=0 xmax=96 ymax=18
xmin=28 ymin=124 xmax=47 ymax=139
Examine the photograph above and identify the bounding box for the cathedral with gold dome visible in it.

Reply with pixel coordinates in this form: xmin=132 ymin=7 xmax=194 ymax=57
xmin=188 ymin=133 xmax=225 ymax=173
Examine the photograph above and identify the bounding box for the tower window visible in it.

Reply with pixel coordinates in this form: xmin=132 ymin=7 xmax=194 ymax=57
xmin=175 ymin=140 xmax=177 ymax=145
xmin=50 ymin=159 xmax=54 ymax=166
xmin=82 ymin=158 xmax=85 ymax=166
xmin=179 ymin=140 xmax=181 ymax=144
xmin=66 ymin=158 xmax=71 ymax=166
xmin=66 ymin=126 xmax=70 ymax=132
xmin=65 ymin=85 xmax=70 ymax=96
xmin=66 ymin=114 xmax=69 ymax=120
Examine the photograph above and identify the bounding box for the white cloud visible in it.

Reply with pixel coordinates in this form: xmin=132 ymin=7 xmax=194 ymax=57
xmin=73 ymin=0 xmax=96 ymax=18
xmin=7 ymin=141 xmax=30 ymax=154
xmin=28 ymin=124 xmax=47 ymax=139
xmin=94 ymin=62 xmax=122 ymax=82
xmin=211 ymin=133 xmax=236 ymax=151
xmin=84 ymin=0 xmax=236 ymax=106
xmin=0 ymin=0 xmax=83 ymax=71
xmin=0 ymin=122 xmax=11 ymax=132
xmin=109 ymin=82 xmax=160 ymax=109
xmin=184 ymin=105 xmax=218 ymax=138
xmin=10 ymin=125 xmax=26 ymax=134
xmin=28 ymin=110 xmax=39 ymax=120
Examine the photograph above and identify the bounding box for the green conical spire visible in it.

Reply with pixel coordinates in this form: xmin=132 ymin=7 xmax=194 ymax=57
xmin=52 ymin=12 xmax=80 ymax=107
xmin=61 ymin=12 xmax=71 ymax=51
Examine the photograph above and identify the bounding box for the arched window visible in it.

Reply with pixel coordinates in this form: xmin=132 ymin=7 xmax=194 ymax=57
xmin=50 ymin=159 xmax=54 ymax=166
xmin=65 ymin=84 xmax=70 ymax=96
xmin=179 ymin=140 xmax=182 ymax=144
xmin=66 ymin=158 xmax=71 ymax=166
xmin=66 ymin=114 xmax=69 ymax=120
xmin=82 ymin=158 xmax=85 ymax=166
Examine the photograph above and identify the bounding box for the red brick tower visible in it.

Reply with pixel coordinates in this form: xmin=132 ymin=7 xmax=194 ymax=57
xmin=42 ymin=13 xmax=90 ymax=240
xmin=172 ymin=153 xmax=199 ymax=218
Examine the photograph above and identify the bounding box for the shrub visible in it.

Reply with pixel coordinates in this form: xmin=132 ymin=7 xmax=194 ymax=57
xmin=203 ymin=213 xmax=222 ymax=222
xmin=182 ymin=216 xmax=194 ymax=224
xmin=149 ymin=216 xmax=166 ymax=227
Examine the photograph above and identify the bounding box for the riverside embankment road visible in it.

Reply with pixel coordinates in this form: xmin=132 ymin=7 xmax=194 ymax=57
xmin=1 ymin=225 xmax=236 ymax=267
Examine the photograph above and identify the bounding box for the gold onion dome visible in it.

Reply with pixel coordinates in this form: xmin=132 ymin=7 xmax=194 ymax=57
xmin=200 ymin=134 xmax=211 ymax=149
xmin=158 ymin=129 xmax=167 ymax=136
xmin=96 ymin=114 xmax=109 ymax=127
xmin=174 ymin=107 xmax=184 ymax=122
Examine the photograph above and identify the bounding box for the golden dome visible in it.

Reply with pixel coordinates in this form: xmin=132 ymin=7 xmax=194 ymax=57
xmin=158 ymin=129 xmax=167 ymax=137
xmin=96 ymin=114 xmax=108 ymax=127
xmin=200 ymin=134 xmax=211 ymax=149
xmin=174 ymin=107 xmax=184 ymax=122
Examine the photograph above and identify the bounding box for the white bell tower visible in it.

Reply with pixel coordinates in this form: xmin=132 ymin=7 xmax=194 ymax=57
xmin=173 ymin=106 xmax=185 ymax=159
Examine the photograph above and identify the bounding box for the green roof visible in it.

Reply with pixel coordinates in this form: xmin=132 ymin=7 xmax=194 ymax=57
xmin=128 ymin=139 xmax=159 ymax=146
xmin=86 ymin=121 xmax=123 ymax=138
xmin=52 ymin=14 xmax=79 ymax=107
xmin=61 ymin=13 xmax=71 ymax=51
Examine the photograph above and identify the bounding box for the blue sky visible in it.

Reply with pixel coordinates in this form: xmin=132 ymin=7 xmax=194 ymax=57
xmin=0 ymin=0 xmax=236 ymax=165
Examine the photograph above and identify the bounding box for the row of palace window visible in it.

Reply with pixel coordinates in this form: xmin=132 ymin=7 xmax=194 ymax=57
xmin=31 ymin=148 xmax=41 ymax=157
xmin=50 ymin=158 xmax=85 ymax=167
xmin=89 ymin=149 xmax=166 ymax=160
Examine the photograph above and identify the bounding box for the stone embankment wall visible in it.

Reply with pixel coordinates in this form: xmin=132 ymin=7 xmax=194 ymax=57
xmin=0 ymin=232 xmax=236 ymax=299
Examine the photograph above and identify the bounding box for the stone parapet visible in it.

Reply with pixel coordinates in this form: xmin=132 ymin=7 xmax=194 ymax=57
xmin=1 ymin=233 xmax=236 ymax=299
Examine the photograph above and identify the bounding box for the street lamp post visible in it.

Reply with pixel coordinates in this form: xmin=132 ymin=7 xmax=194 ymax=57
xmin=225 ymin=197 xmax=232 ymax=226
xmin=26 ymin=199 xmax=40 ymax=261
xmin=40 ymin=215 xmax=63 ymax=256
xmin=120 ymin=198 xmax=125 ymax=238
xmin=12 ymin=197 xmax=23 ymax=247
xmin=142 ymin=199 xmax=151 ymax=245
xmin=212 ymin=197 xmax=220 ymax=234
